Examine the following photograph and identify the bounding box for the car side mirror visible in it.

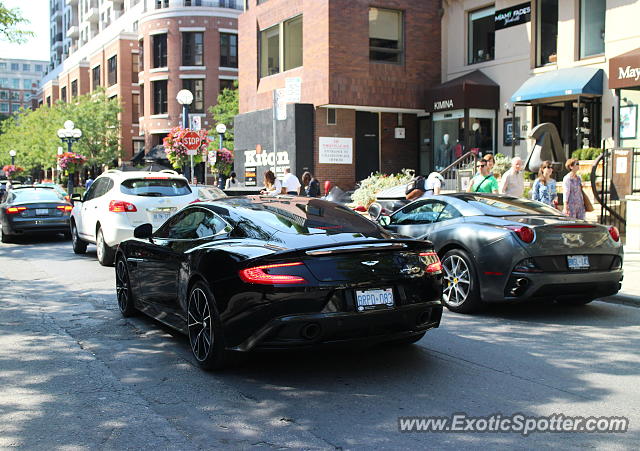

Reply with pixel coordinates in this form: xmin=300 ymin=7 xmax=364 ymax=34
xmin=71 ymin=193 xmax=82 ymax=203
xmin=134 ymin=223 xmax=153 ymax=240
xmin=378 ymin=215 xmax=391 ymax=227
xmin=367 ymin=202 xmax=382 ymax=220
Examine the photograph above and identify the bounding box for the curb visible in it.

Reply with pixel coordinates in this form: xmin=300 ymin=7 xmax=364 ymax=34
xmin=598 ymin=293 xmax=640 ymax=308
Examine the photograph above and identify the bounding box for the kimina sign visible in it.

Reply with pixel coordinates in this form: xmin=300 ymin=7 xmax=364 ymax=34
xmin=433 ymin=99 xmax=454 ymax=111
xmin=494 ymin=2 xmax=531 ymax=31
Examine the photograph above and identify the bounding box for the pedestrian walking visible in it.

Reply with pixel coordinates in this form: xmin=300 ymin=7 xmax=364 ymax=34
xmin=300 ymin=171 xmax=321 ymax=197
xmin=531 ymin=160 xmax=557 ymax=207
xmin=281 ymin=168 xmax=301 ymax=195
xmin=500 ymin=157 xmax=524 ymax=197
xmin=562 ymin=158 xmax=586 ymax=219
xmin=467 ymin=159 xmax=498 ymax=193
xmin=225 ymin=171 xmax=238 ymax=190
xmin=260 ymin=170 xmax=283 ymax=197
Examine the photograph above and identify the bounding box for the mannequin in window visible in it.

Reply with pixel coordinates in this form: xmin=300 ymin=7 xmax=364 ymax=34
xmin=437 ymin=133 xmax=452 ymax=170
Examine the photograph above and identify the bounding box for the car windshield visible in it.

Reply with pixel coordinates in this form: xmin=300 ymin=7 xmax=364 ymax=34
xmin=457 ymin=194 xmax=561 ymax=216
xmin=12 ymin=188 xmax=64 ymax=202
xmin=120 ymin=178 xmax=192 ymax=197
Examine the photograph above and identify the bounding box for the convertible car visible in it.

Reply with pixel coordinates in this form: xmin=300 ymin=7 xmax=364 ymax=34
xmin=369 ymin=193 xmax=623 ymax=313
xmin=116 ymin=196 xmax=443 ymax=369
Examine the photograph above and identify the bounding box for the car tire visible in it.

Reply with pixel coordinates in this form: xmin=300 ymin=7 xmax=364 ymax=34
xmin=71 ymin=222 xmax=87 ymax=254
xmin=0 ymin=225 xmax=13 ymax=243
xmin=96 ymin=227 xmax=115 ymax=266
xmin=187 ymin=281 xmax=230 ymax=370
xmin=441 ymin=249 xmax=482 ymax=313
xmin=387 ymin=331 xmax=426 ymax=345
xmin=115 ymin=256 xmax=137 ymax=317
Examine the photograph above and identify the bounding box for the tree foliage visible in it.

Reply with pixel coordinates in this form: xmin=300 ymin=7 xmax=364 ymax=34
xmin=0 ymin=88 xmax=121 ymax=170
xmin=208 ymin=81 xmax=238 ymax=151
xmin=0 ymin=2 xmax=34 ymax=43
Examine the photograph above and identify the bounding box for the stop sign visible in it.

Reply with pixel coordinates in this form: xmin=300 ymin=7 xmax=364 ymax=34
xmin=183 ymin=131 xmax=201 ymax=155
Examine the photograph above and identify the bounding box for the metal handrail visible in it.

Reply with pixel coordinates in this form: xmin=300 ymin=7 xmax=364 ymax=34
xmin=440 ymin=151 xmax=478 ymax=176
xmin=591 ymin=149 xmax=626 ymax=226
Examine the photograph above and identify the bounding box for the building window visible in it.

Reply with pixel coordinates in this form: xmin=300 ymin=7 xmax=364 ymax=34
xmin=140 ymin=85 xmax=144 ymax=118
xmin=219 ymin=78 xmax=235 ymax=93
xmin=153 ymin=33 xmax=167 ymax=68
xmin=24 ymin=92 xmax=31 ymax=101
xmin=182 ymin=79 xmax=204 ymax=113
xmin=580 ymin=0 xmax=605 ymax=59
xmin=155 ymin=0 xmax=168 ymax=8
xmin=536 ymin=0 xmax=558 ymax=66
xmin=46 ymin=96 xmax=51 ymax=106
xmin=0 ymin=79 xmax=6 ymax=88
xmin=108 ymin=55 xmax=117 ymax=85
xmin=139 ymin=39 xmax=144 ymax=71
xmin=10 ymin=92 xmax=19 ymax=101
xmin=468 ymin=6 xmax=495 ymax=64
xmin=10 ymin=63 xmax=19 ymax=71
xmin=0 ymin=90 xmax=7 ymax=100
xmin=22 ymin=79 xmax=32 ymax=90
xmin=61 ymin=86 xmax=67 ymax=102
xmin=0 ymin=63 xmax=6 ymax=70
xmin=260 ymin=25 xmax=279 ymax=77
xmin=132 ymin=53 xmax=139 ymax=83
xmin=22 ymin=64 xmax=30 ymax=71
xmin=0 ymin=103 xmax=8 ymax=113
xmin=183 ymin=32 xmax=204 ymax=66
xmin=369 ymin=8 xmax=403 ymax=64
xmin=71 ymin=79 xmax=78 ymax=98
xmin=152 ymin=80 xmax=167 ymax=114
xmin=11 ymin=79 xmax=19 ymax=89
xmin=35 ymin=64 xmax=42 ymax=72
xmin=132 ymin=93 xmax=140 ymax=123
xmin=327 ymin=108 xmax=336 ymax=125
xmin=92 ymin=65 xmax=101 ymax=89
xmin=220 ymin=33 xmax=238 ymax=68
xmin=284 ymin=15 xmax=302 ymax=71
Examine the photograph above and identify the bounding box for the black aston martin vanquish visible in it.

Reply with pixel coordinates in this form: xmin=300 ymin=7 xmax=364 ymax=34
xmin=115 ymin=196 xmax=443 ymax=370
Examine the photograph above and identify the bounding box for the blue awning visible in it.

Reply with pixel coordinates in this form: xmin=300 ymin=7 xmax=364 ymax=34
xmin=511 ymin=67 xmax=603 ymax=102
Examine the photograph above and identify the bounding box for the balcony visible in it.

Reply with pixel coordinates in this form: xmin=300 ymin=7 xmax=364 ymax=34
xmin=66 ymin=25 xmax=79 ymax=38
xmin=182 ymin=0 xmax=243 ymax=9
xmin=85 ymin=7 xmax=99 ymax=22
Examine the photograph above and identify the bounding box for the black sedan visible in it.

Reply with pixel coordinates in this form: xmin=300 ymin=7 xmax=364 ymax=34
xmin=116 ymin=196 xmax=443 ymax=370
xmin=370 ymin=194 xmax=623 ymax=313
xmin=1 ymin=186 xmax=73 ymax=243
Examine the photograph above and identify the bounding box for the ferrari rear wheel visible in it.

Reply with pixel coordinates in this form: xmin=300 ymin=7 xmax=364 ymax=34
xmin=116 ymin=256 xmax=137 ymax=317
xmin=187 ymin=281 xmax=229 ymax=370
xmin=441 ymin=249 xmax=482 ymax=313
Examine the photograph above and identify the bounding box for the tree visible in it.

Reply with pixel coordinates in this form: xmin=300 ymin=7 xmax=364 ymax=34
xmin=0 ymin=2 xmax=34 ymax=43
xmin=208 ymin=81 xmax=238 ymax=151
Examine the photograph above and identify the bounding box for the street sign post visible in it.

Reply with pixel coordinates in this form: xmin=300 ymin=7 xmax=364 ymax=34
xmin=183 ymin=130 xmax=201 ymax=184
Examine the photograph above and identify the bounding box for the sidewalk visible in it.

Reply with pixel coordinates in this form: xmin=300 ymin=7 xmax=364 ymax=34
xmin=601 ymin=248 xmax=640 ymax=307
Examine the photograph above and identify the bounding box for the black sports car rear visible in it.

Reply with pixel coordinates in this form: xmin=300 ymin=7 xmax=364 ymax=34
xmin=116 ymin=196 xmax=443 ymax=369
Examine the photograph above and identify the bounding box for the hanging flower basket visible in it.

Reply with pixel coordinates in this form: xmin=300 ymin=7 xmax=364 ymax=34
xmin=57 ymin=152 xmax=87 ymax=174
xmin=212 ymin=148 xmax=234 ymax=177
xmin=163 ymin=127 xmax=212 ymax=170
xmin=2 ymin=165 xmax=24 ymax=179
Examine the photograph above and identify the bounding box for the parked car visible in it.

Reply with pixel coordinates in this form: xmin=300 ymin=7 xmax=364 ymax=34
xmin=115 ymin=196 xmax=444 ymax=369
xmin=369 ymin=193 xmax=623 ymax=313
xmin=0 ymin=186 xmax=72 ymax=243
xmin=70 ymin=169 xmax=197 ymax=266
xmin=190 ymin=184 xmax=228 ymax=202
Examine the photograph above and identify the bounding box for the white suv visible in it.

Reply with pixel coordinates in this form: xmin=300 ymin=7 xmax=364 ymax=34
xmin=70 ymin=169 xmax=197 ymax=265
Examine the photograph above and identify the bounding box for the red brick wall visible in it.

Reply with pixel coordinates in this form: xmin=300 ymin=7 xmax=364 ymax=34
xmin=313 ymin=107 xmax=356 ymax=192
xmin=380 ymin=112 xmax=418 ymax=174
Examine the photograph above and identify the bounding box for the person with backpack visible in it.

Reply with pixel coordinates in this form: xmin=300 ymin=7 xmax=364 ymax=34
xmin=406 ymin=172 xmax=444 ymax=200
xmin=467 ymin=159 xmax=498 ymax=193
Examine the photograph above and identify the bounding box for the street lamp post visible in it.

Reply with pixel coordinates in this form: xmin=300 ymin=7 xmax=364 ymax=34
xmin=9 ymin=149 xmax=16 ymax=166
xmin=57 ymin=120 xmax=82 ymax=195
xmin=57 ymin=147 xmax=63 ymax=184
xmin=216 ymin=123 xmax=227 ymax=189
xmin=176 ymin=89 xmax=194 ymax=183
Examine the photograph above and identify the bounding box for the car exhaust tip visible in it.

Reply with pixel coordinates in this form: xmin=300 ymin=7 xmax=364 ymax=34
xmin=300 ymin=323 xmax=322 ymax=340
xmin=509 ymin=278 xmax=530 ymax=296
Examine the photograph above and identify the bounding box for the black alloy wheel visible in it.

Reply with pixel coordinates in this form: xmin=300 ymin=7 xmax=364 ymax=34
xmin=96 ymin=227 xmax=115 ymax=266
xmin=187 ymin=281 xmax=229 ymax=370
xmin=115 ymin=257 xmax=137 ymax=317
xmin=441 ymin=249 xmax=482 ymax=313
xmin=71 ymin=222 xmax=87 ymax=254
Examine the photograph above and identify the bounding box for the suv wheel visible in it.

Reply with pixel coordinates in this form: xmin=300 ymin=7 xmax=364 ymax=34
xmin=71 ymin=222 xmax=87 ymax=254
xmin=96 ymin=227 xmax=115 ymax=266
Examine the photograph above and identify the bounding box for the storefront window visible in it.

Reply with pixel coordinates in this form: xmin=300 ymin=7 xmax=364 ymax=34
xmin=536 ymin=0 xmax=558 ymax=66
xmin=619 ymin=89 xmax=640 ymax=147
xmin=580 ymin=0 xmax=605 ymax=59
xmin=468 ymin=109 xmax=495 ymax=155
xmin=433 ymin=110 xmax=465 ymax=171
xmin=468 ymin=6 xmax=495 ymax=65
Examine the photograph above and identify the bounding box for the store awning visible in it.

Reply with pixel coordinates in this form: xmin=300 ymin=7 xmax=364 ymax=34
xmin=609 ymin=48 xmax=640 ymax=89
xmin=426 ymin=70 xmax=500 ymax=113
xmin=510 ymin=67 xmax=603 ymax=102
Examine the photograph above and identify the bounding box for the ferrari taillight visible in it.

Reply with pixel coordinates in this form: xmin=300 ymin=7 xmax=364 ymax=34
xmin=506 ymin=225 xmax=535 ymax=243
xmin=239 ymin=262 xmax=306 ymax=285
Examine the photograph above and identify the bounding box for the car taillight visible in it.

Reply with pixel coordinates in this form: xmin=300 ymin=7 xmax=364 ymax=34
xmin=506 ymin=225 xmax=535 ymax=243
xmin=56 ymin=205 xmax=73 ymax=212
xmin=109 ymin=200 xmax=137 ymax=212
xmin=239 ymin=262 xmax=306 ymax=285
xmin=5 ymin=206 xmax=27 ymax=215
xmin=419 ymin=251 xmax=442 ymax=273
xmin=609 ymin=226 xmax=620 ymax=242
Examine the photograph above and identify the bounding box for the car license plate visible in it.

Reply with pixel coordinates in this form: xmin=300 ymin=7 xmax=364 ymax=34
xmin=355 ymin=288 xmax=394 ymax=311
xmin=153 ymin=212 xmax=170 ymax=224
xmin=567 ymin=255 xmax=590 ymax=270
xmin=36 ymin=209 xmax=49 ymax=216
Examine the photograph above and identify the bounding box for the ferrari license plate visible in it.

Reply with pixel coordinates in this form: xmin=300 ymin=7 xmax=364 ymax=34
xmin=36 ymin=209 xmax=49 ymax=216
xmin=567 ymin=255 xmax=590 ymax=270
xmin=355 ymin=288 xmax=394 ymax=311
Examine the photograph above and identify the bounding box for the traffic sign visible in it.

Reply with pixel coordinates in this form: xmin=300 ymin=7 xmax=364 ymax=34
xmin=183 ymin=130 xmax=201 ymax=155
xmin=190 ymin=115 xmax=201 ymax=131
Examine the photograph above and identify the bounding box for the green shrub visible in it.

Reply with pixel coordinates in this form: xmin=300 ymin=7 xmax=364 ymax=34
xmin=493 ymin=153 xmax=510 ymax=176
xmin=571 ymin=148 xmax=602 ymax=160
xmin=580 ymin=172 xmax=591 ymax=182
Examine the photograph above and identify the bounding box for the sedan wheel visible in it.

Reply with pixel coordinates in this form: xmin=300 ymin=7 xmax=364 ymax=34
xmin=71 ymin=222 xmax=87 ymax=254
xmin=116 ymin=257 xmax=137 ymax=317
xmin=441 ymin=249 xmax=482 ymax=313
xmin=96 ymin=228 xmax=115 ymax=266
xmin=187 ymin=281 xmax=228 ymax=370
xmin=0 ymin=225 xmax=12 ymax=243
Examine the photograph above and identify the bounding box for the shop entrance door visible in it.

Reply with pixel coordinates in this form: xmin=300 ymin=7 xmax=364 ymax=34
xmin=355 ymin=112 xmax=379 ymax=181
xmin=537 ymin=103 xmax=577 ymax=154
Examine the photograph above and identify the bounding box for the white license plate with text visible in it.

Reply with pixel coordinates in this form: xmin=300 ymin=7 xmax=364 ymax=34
xmin=567 ymin=255 xmax=590 ymax=270
xmin=36 ymin=209 xmax=49 ymax=216
xmin=355 ymin=288 xmax=395 ymax=311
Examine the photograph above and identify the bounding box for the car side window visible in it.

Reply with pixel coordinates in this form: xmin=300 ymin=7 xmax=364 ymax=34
xmin=83 ymin=179 xmax=101 ymax=202
xmin=390 ymin=201 xmax=446 ymax=225
xmin=97 ymin=178 xmax=114 ymax=197
xmin=154 ymin=208 xmax=227 ymax=240
xmin=436 ymin=204 xmax=462 ymax=222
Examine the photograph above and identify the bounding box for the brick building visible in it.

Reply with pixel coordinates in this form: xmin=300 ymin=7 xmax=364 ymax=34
xmin=0 ymin=58 xmax=47 ymax=118
xmin=40 ymin=0 xmax=241 ymax=161
xmin=234 ymin=0 xmax=442 ymax=191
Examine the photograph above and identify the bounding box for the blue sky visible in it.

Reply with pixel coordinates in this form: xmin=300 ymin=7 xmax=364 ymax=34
xmin=0 ymin=0 xmax=50 ymax=61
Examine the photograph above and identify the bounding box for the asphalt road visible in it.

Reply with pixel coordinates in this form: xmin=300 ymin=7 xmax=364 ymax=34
xmin=1 ymin=236 xmax=639 ymax=450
